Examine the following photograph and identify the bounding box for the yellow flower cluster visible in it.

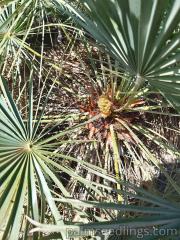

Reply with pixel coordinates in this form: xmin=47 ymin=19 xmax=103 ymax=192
xmin=97 ymin=95 xmax=113 ymax=118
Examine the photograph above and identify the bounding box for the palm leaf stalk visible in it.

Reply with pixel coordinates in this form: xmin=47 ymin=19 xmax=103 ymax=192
xmin=44 ymin=39 xmax=180 ymax=196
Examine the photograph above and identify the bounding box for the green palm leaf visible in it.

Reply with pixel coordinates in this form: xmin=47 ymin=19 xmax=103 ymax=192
xmin=0 ymin=75 xmax=65 ymax=239
xmin=28 ymin=182 xmax=180 ymax=239
xmin=53 ymin=0 xmax=180 ymax=111
xmin=0 ymin=75 xmax=110 ymax=239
